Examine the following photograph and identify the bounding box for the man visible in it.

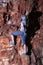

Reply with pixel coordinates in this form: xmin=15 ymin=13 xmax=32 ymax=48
xmin=10 ymin=14 xmax=27 ymax=55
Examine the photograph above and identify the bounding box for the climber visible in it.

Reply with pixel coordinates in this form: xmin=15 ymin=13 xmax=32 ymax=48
xmin=10 ymin=13 xmax=27 ymax=55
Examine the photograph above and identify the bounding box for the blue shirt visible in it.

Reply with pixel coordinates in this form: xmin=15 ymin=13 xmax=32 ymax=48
xmin=20 ymin=15 xmax=26 ymax=32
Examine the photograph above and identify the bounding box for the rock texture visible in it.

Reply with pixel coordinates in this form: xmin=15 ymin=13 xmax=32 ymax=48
xmin=31 ymin=25 xmax=43 ymax=65
xmin=0 ymin=0 xmax=43 ymax=65
xmin=0 ymin=44 xmax=29 ymax=65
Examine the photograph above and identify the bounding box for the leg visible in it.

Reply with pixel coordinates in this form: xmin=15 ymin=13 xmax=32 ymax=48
xmin=21 ymin=32 xmax=26 ymax=45
xmin=11 ymin=31 xmax=26 ymax=45
xmin=11 ymin=31 xmax=23 ymax=45
xmin=11 ymin=31 xmax=23 ymax=36
xmin=20 ymin=33 xmax=27 ymax=55
xmin=9 ymin=35 xmax=15 ymax=46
